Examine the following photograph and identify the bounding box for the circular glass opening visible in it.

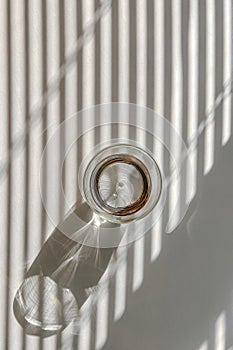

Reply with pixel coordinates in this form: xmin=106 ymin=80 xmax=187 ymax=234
xmin=83 ymin=144 xmax=162 ymax=224
xmin=94 ymin=154 xmax=151 ymax=216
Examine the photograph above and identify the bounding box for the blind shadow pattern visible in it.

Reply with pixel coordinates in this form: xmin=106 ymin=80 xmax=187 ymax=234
xmin=0 ymin=0 xmax=232 ymax=350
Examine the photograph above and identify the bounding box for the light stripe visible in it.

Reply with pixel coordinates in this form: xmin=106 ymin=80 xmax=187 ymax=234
xmin=27 ymin=0 xmax=43 ymax=269
xmin=150 ymin=219 xmax=162 ymax=263
xmin=171 ymin=0 xmax=183 ymax=136
xmin=78 ymin=313 xmax=91 ymax=350
xmin=82 ymin=0 xmax=95 ymax=156
xmin=25 ymin=3 xmax=43 ymax=347
xmin=136 ymin=0 xmax=147 ymax=105
xmin=118 ymin=0 xmax=129 ymax=103
xmin=132 ymin=235 xmax=144 ymax=292
xmin=46 ymin=0 xmax=60 ymax=128
xmin=95 ymin=285 xmax=109 ymax=350
xmin=42 ymin=335 xmax=57 ymax=350
xmin=118 ymin=0 xmax=130 ymax=140
xmin=0 ymin=0 xmax=8 ymax=346
xmin=204 ymin=0 xmax=215 ymax=175
xmin=64 ymin=0 xmax=78 ymax=206
xmin=82 ymin=0 xmax=95 ymax=109
xmin=154 ymin=0 xmax=164 ymax=117
xmin=100 ymin=1 xmax=112 ymax=104
xmin=8 ymin=0 xmax=26 ymax=348
xmin=25 ymin=0 xmax=43 ymax=342
xmin=25 ymin=336 xmax=40 ymax=350
xmin=151 ymin=0 xmax=164 ymax=262
xmin=132 ymin=0 xmax=147 ymax=292
xmin=45 ymin=0 xmax=61 ymax=229
xmin=186 ymin=0 xmax=199 ymax=203
xmin=169 ymin=0 xmax=182 ymax=231
xmin=215 ymin=312 xmax=226 ymax=350
xmin=222 ymin=0 xmax=232 ymax=145
xmin=114 ymin=246 xmax=127 ymax=321
xmin=136 ymin=0 xmax=147 ymax=144
xmin=114 ymin=0 xmax=130 ymax=317
xmin=100 ymin=0 xmax=112 ymax=142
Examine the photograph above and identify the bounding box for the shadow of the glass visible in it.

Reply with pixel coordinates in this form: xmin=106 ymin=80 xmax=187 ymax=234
xmin=13 ymin=200 xmax=119 ymax=337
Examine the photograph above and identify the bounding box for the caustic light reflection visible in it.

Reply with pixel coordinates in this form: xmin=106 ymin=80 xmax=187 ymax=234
xmin=13 ymin=275 xmax=79 ymax=336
